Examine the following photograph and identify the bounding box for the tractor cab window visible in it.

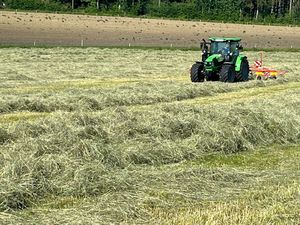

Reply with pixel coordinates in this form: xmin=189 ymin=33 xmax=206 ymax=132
xmin=210 ymin=41 xmax=228 ymax=54
xmin=229 ymin=41 xmax=239 ymax=52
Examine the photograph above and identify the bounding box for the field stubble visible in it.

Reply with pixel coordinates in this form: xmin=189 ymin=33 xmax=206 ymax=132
xmin=0 ymin=48 xmax=299 ymax=224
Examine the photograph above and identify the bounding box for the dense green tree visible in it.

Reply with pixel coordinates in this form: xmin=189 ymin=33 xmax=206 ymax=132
xmin=3 ymin=0 xmax=300 ymax=24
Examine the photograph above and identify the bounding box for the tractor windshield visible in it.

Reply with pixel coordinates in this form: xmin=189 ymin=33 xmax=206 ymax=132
xmin=210 ymin=41 xmax=228 ymax=54
xmin=210 ymin=41 xmax=239 ymax=54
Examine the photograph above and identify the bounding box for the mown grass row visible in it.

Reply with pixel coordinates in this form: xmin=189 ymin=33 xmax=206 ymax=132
xmin=1 ymin=144 xmax=299 ymax=224
xmin=0 ymin=89 xmax=299 ymax=213
xmin=0 ymin=79 xmax=298 ymax=115
xmin=0 ymin=80 xmax=298 ymax=125
xmin=0 ymin=48 xmax=298 ymax=116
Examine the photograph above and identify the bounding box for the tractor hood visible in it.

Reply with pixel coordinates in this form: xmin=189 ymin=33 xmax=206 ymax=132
xmin=205 ymin=54 xmax=224 ymax=64
xmin=204 ymin=54 xmax=224 ymax=72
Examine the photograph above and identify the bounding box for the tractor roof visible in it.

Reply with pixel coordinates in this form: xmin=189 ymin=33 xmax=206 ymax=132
xmin=209 ymin=37 xmax=241 ymax=42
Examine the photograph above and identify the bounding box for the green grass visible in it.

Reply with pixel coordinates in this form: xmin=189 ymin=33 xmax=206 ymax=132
xmin=149 ymin=145 xmax=300 ymax=225
xmin=0 ymin=47 xmax=299 ymax=224
xmin=193 ymin=145 xmax=300 ymax=170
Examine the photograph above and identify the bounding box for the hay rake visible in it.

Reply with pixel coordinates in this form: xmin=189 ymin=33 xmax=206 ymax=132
xmin=250 ymin=52 xmax=288 ymax=80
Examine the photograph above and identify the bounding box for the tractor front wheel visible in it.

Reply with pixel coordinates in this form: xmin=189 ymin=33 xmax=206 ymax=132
xmin=220 ymin=64 xmax=235 ymax=82
xmin=190 ymin=63 xmax=205 ymax=82
xmin=236 ymin=59 xmax=249 ymax=82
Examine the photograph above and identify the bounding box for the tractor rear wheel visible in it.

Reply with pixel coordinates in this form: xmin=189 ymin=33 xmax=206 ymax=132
xmin=190 ymin=63 xmax=205 ymax=82
xmin=220 ymin=64 xmax=235 ymax=82
xmin=236 ymin=59 xmax=249 ymax=82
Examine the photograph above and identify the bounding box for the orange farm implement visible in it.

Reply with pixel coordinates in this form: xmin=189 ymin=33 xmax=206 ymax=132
xmin=250 ymin=52 xmax=288 ymax=80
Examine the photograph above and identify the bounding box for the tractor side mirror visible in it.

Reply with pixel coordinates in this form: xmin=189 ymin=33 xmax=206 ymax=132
xmin=201 ymin=39 xmax=208 ymax=50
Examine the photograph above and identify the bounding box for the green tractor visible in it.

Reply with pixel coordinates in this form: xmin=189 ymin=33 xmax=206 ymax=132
xmin=190 ymin=37 xmax=249 ymax=82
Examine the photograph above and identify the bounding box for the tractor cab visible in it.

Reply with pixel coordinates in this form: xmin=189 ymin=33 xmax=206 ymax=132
xmin=202 ymin=37 xmax=242 ymax=61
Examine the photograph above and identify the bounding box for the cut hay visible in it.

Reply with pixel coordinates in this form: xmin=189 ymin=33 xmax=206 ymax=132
xmin=0 ymin=47 xmax=299 ymax=224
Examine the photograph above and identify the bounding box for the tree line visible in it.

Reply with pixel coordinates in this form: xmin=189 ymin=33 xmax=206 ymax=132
xmin=2 ymin=0 xmax=300 ymax=24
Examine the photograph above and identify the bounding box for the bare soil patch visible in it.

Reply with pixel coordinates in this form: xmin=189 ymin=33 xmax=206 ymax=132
xmin=0 ymin=11 xmax=299 ymax=48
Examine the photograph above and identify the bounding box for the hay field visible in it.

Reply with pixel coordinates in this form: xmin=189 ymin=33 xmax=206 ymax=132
xmin=0 ymin=48 xmax=299 ymax=224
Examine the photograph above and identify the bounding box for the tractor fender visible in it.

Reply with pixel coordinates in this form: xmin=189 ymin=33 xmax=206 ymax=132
xmin=235 ymin=55 xmax=247 ymax=72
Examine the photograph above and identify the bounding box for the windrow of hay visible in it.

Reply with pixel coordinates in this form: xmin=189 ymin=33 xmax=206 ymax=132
xmin=0 ymin=147 xmax=299 ymax=224
xmin=0 ymin=90 xmax=299 ymax=212
xmin=0 ymin=79 xmax=298 ymax=115
xmin=0 ymin=48 xmax=299 ymax=115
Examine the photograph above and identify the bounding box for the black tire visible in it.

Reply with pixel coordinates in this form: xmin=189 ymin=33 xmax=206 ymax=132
xmin=236 ymin=59 xmax=249 ymax=82
xmin=190 ymin=63 xmax=205 ymax=82
xmin=206 ymin=72 xmax=219 ymax=81
xmin=219 ymin=64 xmax=236 ymax=82
xmin=249 ymin=71 xmax=255 ymax=80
